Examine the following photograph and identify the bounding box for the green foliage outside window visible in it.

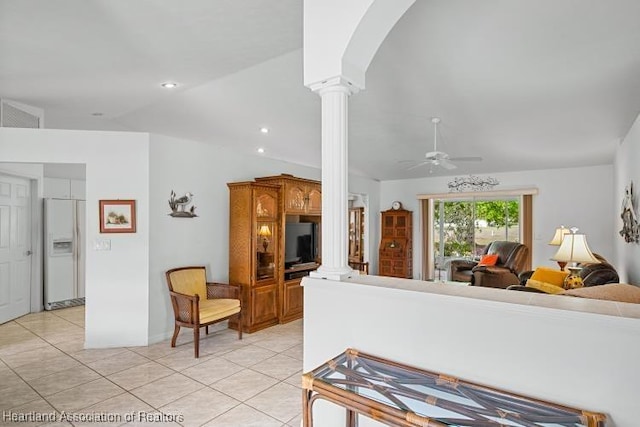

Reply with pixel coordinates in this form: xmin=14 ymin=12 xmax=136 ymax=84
xmin=475 ymin=200 xmax=519 ymax=227
xmin=434 ymin=201 xmax=474 ymax=256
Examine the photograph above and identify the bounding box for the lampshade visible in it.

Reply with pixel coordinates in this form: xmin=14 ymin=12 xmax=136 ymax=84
xmin=258 ymin=225 xmax=272 ymax=238
xmin=549 ymin=225 xmax=570 ymax=246
xmin=551 ymin=233 xmax=599 ymax=264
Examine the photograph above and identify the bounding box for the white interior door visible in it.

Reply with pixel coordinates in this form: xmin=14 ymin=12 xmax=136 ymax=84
xmin=0 ymin=174 xmax=32 ymax=323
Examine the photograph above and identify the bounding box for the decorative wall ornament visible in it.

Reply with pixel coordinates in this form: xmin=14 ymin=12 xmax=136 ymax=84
xmin=168 ymin=191 xmax=197 ymax=218
xmin=619 ymin=181 xmax=639 ymax=243
xmin=447 ymin=175 xmax=499 ymax=192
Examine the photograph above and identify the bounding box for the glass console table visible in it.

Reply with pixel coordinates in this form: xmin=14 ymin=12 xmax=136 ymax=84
xmin=302 ymin=349 xmax=606 ymax=427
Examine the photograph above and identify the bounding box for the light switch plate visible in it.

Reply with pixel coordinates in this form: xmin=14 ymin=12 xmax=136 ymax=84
xmin=94 ymin=238 xmax=111 ymax=251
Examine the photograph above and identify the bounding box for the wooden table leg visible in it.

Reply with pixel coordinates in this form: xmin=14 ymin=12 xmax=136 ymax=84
xmin=302 ymin=389 xmax=312 ymax=427
xmin=346 ymin=408 xmax=356 ymax=427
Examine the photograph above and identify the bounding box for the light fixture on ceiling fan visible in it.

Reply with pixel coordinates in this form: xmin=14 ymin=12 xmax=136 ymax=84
xmin=401 ymin=117 xmax=482 ymax=171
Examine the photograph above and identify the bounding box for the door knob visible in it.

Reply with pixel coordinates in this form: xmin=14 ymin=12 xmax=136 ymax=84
xmin=25 ymin=250 xmax=33 ymax=256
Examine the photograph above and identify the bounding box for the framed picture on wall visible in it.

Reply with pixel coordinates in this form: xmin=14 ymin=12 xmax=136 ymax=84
xmin=99 ymin=199 xmax=136 ymax=233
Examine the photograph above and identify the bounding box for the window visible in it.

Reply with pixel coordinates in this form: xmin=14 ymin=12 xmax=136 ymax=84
xmin=433 ymin=198 xmax=520 ymax=279
xmin=419 ymin=189 xmax=535 ymax=280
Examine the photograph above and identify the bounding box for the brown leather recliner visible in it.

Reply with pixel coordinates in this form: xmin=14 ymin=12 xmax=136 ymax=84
xmin=577 ymin=256 xmax=619 ymax=286
xmin=448 ymin=259 xmax=476 ymax=282
xmin=470 ymin=241 xmax=529 ymax=289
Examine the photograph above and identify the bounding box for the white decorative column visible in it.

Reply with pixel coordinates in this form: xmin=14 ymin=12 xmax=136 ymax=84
xmin=310 ymin=77 xmax=359 ymax=280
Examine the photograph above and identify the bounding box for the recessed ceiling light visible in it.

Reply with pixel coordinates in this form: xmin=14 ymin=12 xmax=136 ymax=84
xmin=260 ymin=127 xmax=269 ymax=134
xmin=257 ymin=147 xmax=265 ymax=154
xmin=161 ymin=82 xmax=178 ymax=89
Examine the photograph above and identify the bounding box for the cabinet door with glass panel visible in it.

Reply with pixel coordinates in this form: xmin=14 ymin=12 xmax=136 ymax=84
xmin=255 ymin=193 xmax=278 ymax=282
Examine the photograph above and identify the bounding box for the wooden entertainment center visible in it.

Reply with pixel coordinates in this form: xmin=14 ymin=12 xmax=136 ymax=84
xmin=228 ymin=174 xmax=321 ymax=333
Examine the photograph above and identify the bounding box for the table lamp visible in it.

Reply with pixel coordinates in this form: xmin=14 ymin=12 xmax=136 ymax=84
xmin=551 ymin=228 xmax=599 ymax=289
xmin=549 ymin=225 xmax=571 ymax=270
xmin=258 ymin=225 xmax=272 ymax=252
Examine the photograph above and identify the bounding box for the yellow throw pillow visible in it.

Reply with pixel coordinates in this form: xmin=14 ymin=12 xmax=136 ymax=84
xmin=525 ymin=279 xmax=565 ymax=294
xmin=530 ymin=267 xmax=569 ymax=287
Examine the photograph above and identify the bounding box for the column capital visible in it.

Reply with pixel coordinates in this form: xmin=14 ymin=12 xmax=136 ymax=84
xmin=307 ymin=75 xmax=361 ymax=95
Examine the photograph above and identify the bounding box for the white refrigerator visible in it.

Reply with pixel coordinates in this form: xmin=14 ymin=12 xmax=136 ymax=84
xmin=44 ymin=198 xmax=86 ymax=310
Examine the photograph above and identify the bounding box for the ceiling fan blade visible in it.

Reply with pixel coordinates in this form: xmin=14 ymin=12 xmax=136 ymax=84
xmin=439 ymin=159 xmax=457 ymax=170
xmin=406 ymin=161 xmax=430 ymax=171
xmin=448 ymin=156 xmax=483 ymax=162
xmin=398 ymin=160 xmax=420 ymax=168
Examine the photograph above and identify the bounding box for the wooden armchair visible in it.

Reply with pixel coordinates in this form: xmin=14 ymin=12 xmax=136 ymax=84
xmin=165 ymin=266 xmax=242 ymax=358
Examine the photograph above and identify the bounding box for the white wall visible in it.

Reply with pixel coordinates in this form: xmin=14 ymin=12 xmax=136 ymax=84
xmin=0 ymin=128 xmax=150 ymax=347
xmin=42 ymin=163 xmax=86 ymax=180
xmin=303 ymin=276 xmax=640 ymax=426
xmin=380 ymin=165 xmax=614 ymax=279
xmin=615 ymin=113 xmax=640 ymax=283
xmin=303 ymin=0 xmax=373 ymax=87
xmin=148 ymin=134 xmax=381 ymax=342
xmin=303 ymin=0 xmax=415 ymax=88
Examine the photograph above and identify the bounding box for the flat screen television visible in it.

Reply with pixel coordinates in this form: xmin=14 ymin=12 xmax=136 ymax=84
xmin=285 ymin=222 xmax=318 ymax=266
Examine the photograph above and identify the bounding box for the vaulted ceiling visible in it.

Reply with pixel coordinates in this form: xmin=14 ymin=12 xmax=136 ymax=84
xmin=2 ymin=0 xmax=640 ymax=180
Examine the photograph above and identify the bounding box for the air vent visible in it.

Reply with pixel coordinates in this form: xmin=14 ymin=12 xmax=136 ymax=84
xmin=0 ymin=99 xmax=44 ymax=128
xmin=45 ymin=297 xmax=85 ymax=311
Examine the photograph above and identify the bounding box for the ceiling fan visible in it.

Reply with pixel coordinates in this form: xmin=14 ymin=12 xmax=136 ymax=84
xmin=402 ymin=117 xmax=482 ymax=171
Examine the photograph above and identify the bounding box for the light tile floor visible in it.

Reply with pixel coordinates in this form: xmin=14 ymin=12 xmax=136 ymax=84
xmin=0 ymin=306 xmax=304 ymax=426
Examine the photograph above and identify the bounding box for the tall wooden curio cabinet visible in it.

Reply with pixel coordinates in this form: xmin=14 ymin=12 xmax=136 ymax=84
xmin=378 ymin=208 xmax=413 ymax=278
xmin=228 ymin=181 xmax=280 ymax=333
xmin=254 ymin=174 xmax=321 ymax=324
xmin=228 ymin=174 xmax=321 ymax=333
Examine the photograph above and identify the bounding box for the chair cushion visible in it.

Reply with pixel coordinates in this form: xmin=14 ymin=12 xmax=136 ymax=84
xmin=530 ymin=267 xmax=568 ymax=287
xmin=477 ymin=254 xmax=498 ymax=267
xmin=199 ymin=298 xmax=241 ymax=324
xmin=168 ymin=268 xmax=207 ymax=299
xmin=525 ymin=279 xmax=565 ymax=294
